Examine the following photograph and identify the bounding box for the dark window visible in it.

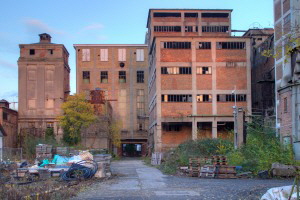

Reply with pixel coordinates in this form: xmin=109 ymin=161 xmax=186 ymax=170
xmin=29 ymin=49 xmax=35 ymax=55
xmin=163 ymin=124 xmax=182 ymax=131
xmin=161 ymin=94 xmax=192 ymax=102
xmin=154 ymin=26 xmax=181 ymax=32
xmin=137 ymin=71 xmax=144 ymax=83
xmin=179 ymin=67 xmax=192 ymax=74
xmin=185 ymin=26 xmax=198 ymax=32
xmin=202 ymin=26 xmax=229 ymax=33
xmin=201 ymin=13 xmax=229 ymax=18
xmin=217 ymin=94 xmax=247 ymax=102
xmin=184 ymin=13 xmax=198 ymax=18
xmin=197 ymin=94 xmax=212 ymax=102
xmin=83 ymin=71 xmax=90 ymax=84
xmin=101 ymin=71 xmax=108 ymax=83
xmin=3 ymin=112 xmax=8 ymax=121
xmin=198 ymin=42 xmax=211 ymax=49
xmin=48 ymin=49 xmax=53 ymax=55
xmin=284 ymin=97 xmax=288 ymax=112
xmin=153 ymin=12 xmax=181 ymax=17
xmin=202 ymin=67 xmax=209 ymax=74
xmin=161 ymin=67 xmax=168 ymax=74
xmin=217 ymin=42 xmax=246 ymax=49
xmin=119 ymin=71 xmax=126 ymax=83
xmin=163 ymin=42 xmax=191 ymax=49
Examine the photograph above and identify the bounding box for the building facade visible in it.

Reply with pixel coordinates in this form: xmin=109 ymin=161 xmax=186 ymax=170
xmin=146 ymin=9 xmax=252 ymax=152
xmin=0 ymin=100 xmax=18 ymax=148
xmin=74 ymin=44 xmax=149 ymax=156
xmin=18 ymin=33 xmax=70 ymax=140
xmin=274 ymin=0 xmax=300 ymax=158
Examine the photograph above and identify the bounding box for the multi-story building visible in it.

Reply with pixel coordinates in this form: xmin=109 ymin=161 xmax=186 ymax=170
xmin=0 ymin=99 xmax=18 ymax=148
xmin=273 ymin=0 xmax=300 ymax=158
xmin=146 ymin=9 xmax=252 ymax=152
xmin=243 ymin=29 xmax=275 ymax=118
xmin=74 ymin=44 xmax=148 ymax=156
xmin=18 ymin=33 xmax=70 ymax=140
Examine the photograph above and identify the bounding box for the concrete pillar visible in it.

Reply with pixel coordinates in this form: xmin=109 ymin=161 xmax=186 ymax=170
xmin=237 ymin=108 xmax=245 ymax=147
xmin=212 ymin=119 xmax=218 ymax=138
xmin=192 ymin=119 xmax=197 ymax=140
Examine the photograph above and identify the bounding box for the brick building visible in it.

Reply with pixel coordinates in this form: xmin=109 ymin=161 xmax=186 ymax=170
xmin=146 ymin=9 xmax=252 ymax=152
xmin=74 ymin=44 xmax=148 ymax=156
xmin=18 ymin=33 xmax=70 ymax=140
xmin=273 ymin=0 xmax=300 ymax=158
xmin=0 ymin=99 xmax=18 ymax=148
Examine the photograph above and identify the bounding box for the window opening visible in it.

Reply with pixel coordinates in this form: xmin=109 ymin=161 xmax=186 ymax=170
xmin=83 ymin=71 xmax=90 ymax=84
xmin=162 ymin=42 xmax=191 ymax=49
xmin=217 ymin=42 xmax=246 ymax=49
xmin=198 ymin=42 xmax=211 ymax=49
xmin=101 ymin=71 xmax=108 ymax=83
xmin=119 ymin=71 xmax=126 ymax=83
xmin=29 ymin=49 xmax=35 ymax=55
xmin=153 ymin=12 xmax=181 ymax=17
xmin=137 ymin=71 xmax=144 ymax=83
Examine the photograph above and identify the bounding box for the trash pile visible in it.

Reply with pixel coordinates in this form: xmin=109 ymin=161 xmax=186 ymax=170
xmin=0 ymin=144 xmax=112 ymax=184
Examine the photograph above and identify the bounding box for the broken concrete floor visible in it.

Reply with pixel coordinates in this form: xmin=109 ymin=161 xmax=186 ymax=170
xmin=74 ymin=159 xmax=293 ymax=200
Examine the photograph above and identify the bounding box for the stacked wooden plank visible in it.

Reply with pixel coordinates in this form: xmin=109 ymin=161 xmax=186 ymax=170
xmin=211 ymin=156 xmax=228 ymax=166
xmin=200 ymin=165 xmax=216 ymax=178
xmin=189 ymin=158 xmax=201 ymax=177
xmin=36 ymin=144 xmax=52 ymax=159
xmin=215 ymin=165 xmax=237 ymax=179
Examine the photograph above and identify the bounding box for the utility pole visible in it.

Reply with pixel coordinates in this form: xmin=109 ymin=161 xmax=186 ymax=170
xmin=232 ymin=86 xmax=238 ymax=149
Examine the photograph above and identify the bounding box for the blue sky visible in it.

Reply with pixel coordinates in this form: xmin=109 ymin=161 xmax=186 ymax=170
xmin=0 ymin=0 xmax=274 ymax=106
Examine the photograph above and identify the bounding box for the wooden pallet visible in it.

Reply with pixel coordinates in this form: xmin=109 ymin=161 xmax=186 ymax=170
xmin=217 ymin=173 xmax=237 ymax=179
xmin=189 ymin=158 xmax=201 ymax=177
xmin=200 ymin=172 xmax=215 ymax=178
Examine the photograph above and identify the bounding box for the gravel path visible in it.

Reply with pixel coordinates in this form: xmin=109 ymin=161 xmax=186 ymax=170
xmin=74 ymin=159 xmax=293 ymax=200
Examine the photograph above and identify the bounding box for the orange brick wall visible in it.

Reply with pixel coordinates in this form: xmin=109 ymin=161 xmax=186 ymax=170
xmin=161 ymin=126 xmax=192 ymax=150
xmin=216 ymin=50 xmax=247 ymax=62
xmin=154 ymin=32 xmax=182 ymax=37
xmin=197 ymin=103 xmax=213 ymax=115
xmin=196 ymin=50 xmax=213 ymax=62
xmin=216 ymin=67 xmax=247 ymax=90
xmin=153 ymin=18 xmax=182 ymax=22
xmin=161 ymin=49 xmax=192 ymax=62
xmin=161 ymin=102 xmax=192 ymax=117
xmin=202 ymin=18 xmax=230 ymax=23
xmin=161 ymin=75 xmax=192 ymax=90
xmin=217 ymin=102 xmax=247 ymax=115
xmin=196 ymin=75 xmax=212 ymax=90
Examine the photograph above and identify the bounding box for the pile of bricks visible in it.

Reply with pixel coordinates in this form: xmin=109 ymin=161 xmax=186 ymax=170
xmin=36 ymin=144 xmax=52 ymax=159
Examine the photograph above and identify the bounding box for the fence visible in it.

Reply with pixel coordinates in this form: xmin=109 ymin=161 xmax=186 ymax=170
xmin=0 ymin=147 xmax=23 ymax=161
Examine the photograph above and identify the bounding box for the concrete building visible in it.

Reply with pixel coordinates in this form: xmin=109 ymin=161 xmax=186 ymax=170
xmin=243 ymin=29 xmax=275 ymax=118
xmin=18 ymin=33 xmax=70 ymax=140
xmin=74 ymin=44 xmax=148 ymax=156
xmin=146 ymin=9 xmax=252 ymax=152
xmin=273 ymin=0 xmax=300 ymax=158
xmin=0 ymin=100 xmax=18 ymax=148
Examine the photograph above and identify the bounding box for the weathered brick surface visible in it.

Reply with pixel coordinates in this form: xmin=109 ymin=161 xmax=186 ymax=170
xmin=185 ymin=32 xmax=198 ymax=37
xmin=154 ymin=32 xmax=182 ymax=37
xmin=196 ymin=75 xmax=212 ymax=90
xmin=216 ymin=50 xmax=247 ymax=62
xmin=197 ymin=103 xmax=213 ymax=115
xmin=184 ymin=18 xmax=198 ymax=22
xmin=161 ymin=75 xmax=192 ymax=90
xmin=274 ymin=1 xmax=282 ymax=21
xmin=196 ymin=50 xmax=213 ymax=62
xmin=161 ymin=102 xmax=192 ymax=117
xmin=275 ymin=21 xmax=282 ymax=41
xmin=216 ymin=67 xmax=247 ymax=90
xmin=161 ymin=49 xmax=192 ymax=62
xmin=217 ymin=102 xmax=247 ymax=115
xmin=161 ymin=126 xmax=192 ymax=149
xmin=153 ymin=18 xmax=181 ymax=22
xmin=202 ymin=18 xmax=230 ymax=23
xmin=278 ymin=90 xmax=292 ymax=138
xmin=202 ymin=33 xmax=229 ymax=37
xmin=283 ymin=0 xmax=290 ymax=15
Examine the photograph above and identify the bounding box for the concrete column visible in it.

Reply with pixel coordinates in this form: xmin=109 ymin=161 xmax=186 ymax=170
xmin=237 ymin=108 xmax=245 ymax=147
xmin=192 ymin=40 xmax=197 ymax=115
xmin=192 ymin=118 xmax=197 ymax=140
xmin=212 ymin=119 xmax=217 ymax=138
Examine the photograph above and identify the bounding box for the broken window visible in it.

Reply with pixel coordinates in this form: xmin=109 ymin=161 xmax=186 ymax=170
xmin=100 ymin=49 xmax=108 ymax=61
xmin=118 ymin=49 xmax=126 ymax=61
xmin=29 ymin=49 xmax=35 ymax=55
xmin=137 ymin=71 xmax=144 ymax=83
xmin=184 ymin=13 xmax=198 ymax=18
xmin=136 ymin=49 xmax=144 ymax=61
xmin=137 ymin=89 xmax=145 ymax=116
xmin=46 ymin=122 xmax=54 ymax=128
xmin=217 ymin=94 xmax=247 ymax=102
xmin=201 ymin=13 xmax=229 ymax=18
xmin=196 ymin=66 xmax=212 ymax=74
xmin=100 ymin=71 xmax=108 ymax=83
xmin=82 ymin=71 xmax=90 ymax=84
xmin=197 ymin=94 xmax=212 ymax=102
xmin=161 ymin=94 xmax=192 ymax=102
xmin=202 ymin=26 xmax=229 ymax=33
xmin=154 ymin=26 xmax=181 ymax=32
xmin=161 ymin=67 xmax=191 ymax=74
xmin=82 ymin=49 xmax=90 ymax=61
xmin=185 ymin=26 xmax=198 ymax=32
xmin=48 ymin=49 xmax=53 ymax=55
xmin=284 ymin=97 xmax=288 ymax=112
xmin=119 ymin=71 xmax=126 ymax=83
xmin=198 ymin=42 xmax=211 ymax=49
xmin=163 ymin=124 xmax=182 ymax=131
xmin=162 ymin=42 xmax=191 ymax=49
xmin=153 ymin=12 xmax=181 ymax=17
xmin=217 ymin=42 xmax=246 ymax=49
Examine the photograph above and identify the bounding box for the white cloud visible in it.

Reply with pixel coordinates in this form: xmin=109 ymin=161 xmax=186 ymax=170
xmin=23 ymin=18 xmax=65 ymax=35
xmin=0 ymin=59 xmax=17 ymax=69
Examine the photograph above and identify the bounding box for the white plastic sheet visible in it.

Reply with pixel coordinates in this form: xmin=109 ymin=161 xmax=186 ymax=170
xmin=261 ymin=185 xmax=299 ymax=200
